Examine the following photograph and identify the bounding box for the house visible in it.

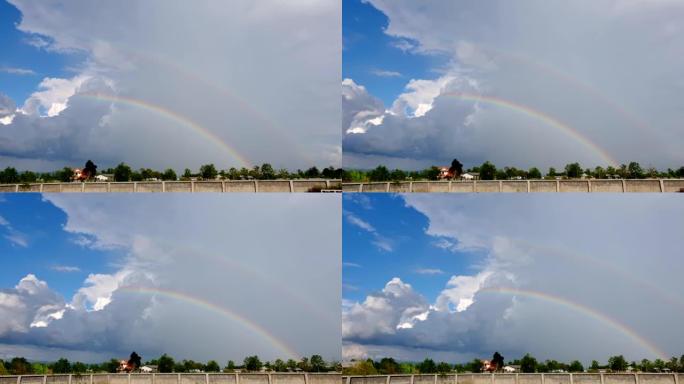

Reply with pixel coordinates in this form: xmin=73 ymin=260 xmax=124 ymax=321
xmin=461 ymin=172 xmax=479 ymax=181
xmin=94 ymin=174 xmax=109 ymax=182
xmin=503 ymin=365 xmax=518 ymax=373
xmin=140 ymin=365 xmax=157 ymax=373
xmin=438 ymin=167 xmax=454 ymax=180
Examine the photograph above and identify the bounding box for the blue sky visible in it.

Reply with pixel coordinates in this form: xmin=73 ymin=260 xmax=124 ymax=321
xmin=0 ymin=1 xmax=81 ymax=104
xmin=343 ymin=193 xmax=485 ymax=304
xmin=342 ymin=193 xmax=684 ymax=363
xmin=342 ymin=0 xmax=440 ymax=106
xmin=0 ymin=194 xmax=120 ymax=300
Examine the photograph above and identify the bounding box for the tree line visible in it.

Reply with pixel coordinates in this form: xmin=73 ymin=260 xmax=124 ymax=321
xmin=0 ymin=354 xmax=340 ymax=375
xmin=345 ymin=161 xmax=684 ymax=182
xmin=0 ymin=162 xmax=345 ymax=184
xmin=342 ymin=354 xmax=684 ymax=375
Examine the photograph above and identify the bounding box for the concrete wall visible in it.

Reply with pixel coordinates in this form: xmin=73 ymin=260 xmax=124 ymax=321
xmin=343 ymin=374 xmax=682 ymax=384
xmin=343 ymin=179 xmax=684 ymax=193
xmin=7 ymin=373 xmax=340 ymax=384
xmin=0 ymin=180 xmax=341 ymax=193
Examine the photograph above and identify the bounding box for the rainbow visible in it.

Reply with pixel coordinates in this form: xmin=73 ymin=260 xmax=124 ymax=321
xmin=480 ymin=287 xmax=668 ymax=359
xmin=118 ymin=286 xmax=300 ymax=359
xmin=442 ymin=92 xmax=619 ymax=167
xmin=78 ymin=92 xmax=253 ymax=168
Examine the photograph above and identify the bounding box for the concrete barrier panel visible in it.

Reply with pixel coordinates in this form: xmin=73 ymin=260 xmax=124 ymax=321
xmin=518 ymin=374 xmax=543 ymax=384
xmin=258 ymin=180 xmax=293 ymax=192
xmin=436 ymin=375 xmax=456 ymax=384
xmin=83 ymin=183 xmax=109 ymax=192
xmin=225 ymin=181 xmax=258 ymax=192
xmin=70 ymin=376 xmax=90 ymax=384
xmin=131 ymin=375 xmax=153 ymax=384
xmin=638 ymin=374 xmax=675 ymax=384
xmin=603 ymin=375 xmax=637 ymax=384
xmin=109 ymin=375 xmax=129 ymax=384
xmin=308 ymin=374 xmax=342 ymax=384
xmin=475 ymin=181 xmax=500 ymax=192
xmin=194 ymin=181 xmax=223 ymax=192
xmin=343 ymin=184 xmax=362 ymax=192
xmin=238 ymin=375 xmax=269 ymax=384
xmin=61 ymin=183 xmax=84 ymax=192
xmin=0 ymin=184 xmax=16 ymax=192
xmin=109 ymin=183 xmax=135 ymax=192
xmin=625 ymin=180 xmax=661 ymax=192
xmin=544 ymin=375 xmax=571 ymax=384
xmin=42 ymin=183 xmax=62 ymax=192
xmin=272 ymin=374 xmax=305 ymax=384
xmin=529 ymin=181 xmax=557 ymax=192
xmin=23 ymin=184 xmax=42 ymax=192
xmin=92 ymin=375 xmax=109 ymax=384
xmin=493 ymin=374 xmax=516 ymax=384
xmin=181 ymin=375 xmax=207 ymax=384
xmin=663 ymin=180 xmax=684 ymax=192
xmin=559 ymin=180 xmax=589 ymax=192
xmin=428 ymin=182 xmax=450 ymax=192
xmin=292 ymin=180 xmax=328 ymax=192
xmin=388 ymin=182 xmax=411 ymax=193
xmin=389 ymin=376 xmax=412 ymax=384
xmin=450 ymin=182 xmax=475 ymax=192
xmin=361 ymin=183 xmax=389 ymax=192
xmin=457 ymin=374 xmax=475 ymax=384
xmin=19 ymin=377 xmax=45 ymax=384
xmin=208 ymin=375 xmax=237 ymax=384
xmin=501 ymin=181 xmax=528 ymax=192
xmin=410 ymin=182 xmax=430 ymax=192
xmin=572 ymin=375 xmax=601 ymax=384
xmin=590 ymin=180 xmax=624 ymax=192
xmin=472 ymin=374 xmax=492 ymax=384
xmin=156 ymin=374 xmax=182 ymax=384
xmin=46 ymin=376 xmax=70 ymax=384
xmin=414 ymin=375 xmax=437 ymax=384
xmin=350 ymin=377 xmax=388 ymax=384
xmin=136 ymin=182 xmax=163 ymax=192
xmin=164 ymin=182 xmax=192 ymax=192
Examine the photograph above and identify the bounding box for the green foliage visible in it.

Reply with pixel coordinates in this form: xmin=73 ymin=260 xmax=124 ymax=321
xmin=565 ymin=162 xmax=583 ymax=178
xmin=0 ymin=361 xmax=7 ymax=375
xmin=608 ymin=355 xmax=628 ymax=372
xmin=243 ymin=355 xmax=262 ymax=371
xmin=520 ymin=353 xmax=538 ymax=373
xmin=158 ymin=354 xmax=175 ymax=373
xmin=469 ymin=358 xmax=484 ymax=373
xmin=479 ymin=161 xmax=497 ymax=180
xmin=436 ymin=362 xmax=452 ymax=373
xmin=310 ymin=355 xmax=326 ymax=372
xmin=304 ymin=166 xmax=320 ymax=178
xmin=568 ymin=360 xmax=584 ymax=372
xmin=224 ymin=360 xmax=236 ymax=372
xmin=0 ymin=167 xmax=19 ymax=183
xmin=343 ymin=360 xmax=377 ymax=375
xmin=205 ymin=360 xmax=220 ymax=372
xmin=199 ymin=163 xmax=218 ymax=180
xmin=368 ymin=165 xmax=390 ymax=181
xmin=417 ymin=358 xmax=437 ymax=373
xmin=113 ymin=162 xmax=133 ymax=181
xmin=161 ymin=169 xmax=177 ymax=181
xmin=528 ymin=167 xmax=542 ymax=179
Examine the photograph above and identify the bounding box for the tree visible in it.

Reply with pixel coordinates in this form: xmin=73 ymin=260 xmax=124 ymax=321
xmin=449 ymin=158 xmax=464 ymax=179
xmin=225 ymin=360 xmax=236 ymax=372
xmin=528 ymin=167 xmax=542 ymax=179
xmin=205 ymin=360 xmax=220 ymax=372
xmin=310 ymin=355 xmax=326 ymax=372
xmin=158 ymin=354 xmax=175 ymax=373
xmin=520 ymin=354 xmax=538 ymax=373
xmin=436 ymin=362 xmax=452 ymax=373
xmin=128 ymin=352 xmax=142 ymax=371
xmin=492 ymin=352 xmax=504 ymax=371
xmin=378 ymin=358 xmax=399 ymax=374
xmin=568 ymin=360 xmax=584 ymax=372
xmin=286 ymin=359 xmax=297 ymax=371
xmin=199 ymin=164 xmax=218 ymax=180
xmin=52 ymin=358 xmax=71 ymax=374
xmin=547 ymin=167 xmax=557 ymax=178
xmin=84 ymin=160 xmax=97 ymax=179
xmin=113 ymin=163 xmax=133 ymax=182
xmin=273 ymin=359 xmax=286 ymax=372
xmin=56 ymin=167 xmax=74 ymax=182
xmin=479 ymin=161 xmax=496 ymax=180
xmin=594 ymin=166 xmax=606 ymax=179
xmin=344 ymin=360 xmax=377 ymax=375
xmin=244 ymin=355 xmax=262 ymax=372
xmin=0 ymin=167 xmax=19 ymax=183
xmin=297 ymin=357 xmax=311 ymax=372
xmin=589 ymin=360 xmax=600 ymax=372
xmin=390 ymin=169 xmax=407 ymax=181
xmin=565 ymin=162 xmax=582 ymax=178
xmin=368 ymin=165 xmax=391 ymax=181
xmin=304 ymin=166 xmax=320 ymax=178
xmin=182 ymin=168 xmax=193 ymax=180
xmin=72 ymin=362 xmax=87 ymax=373
xmin=608 ymin=355 xmax=628 ymax=372
xmin=162 ymin=169 xmax=177 ymax=181
xmin=0 ymin=361 xmax=8 ymax=375
xmin=468 ymin=358 xmax=483 ymax=373
xmin=627 ymin=162 xmax=644 ymax=179
xmin=260 ymin=163 xmax=275 ymax=179
xmin=9 ymin=357 xmax=32 ymax=375
xmin=417 ymin=358 xmax=437 ymax=373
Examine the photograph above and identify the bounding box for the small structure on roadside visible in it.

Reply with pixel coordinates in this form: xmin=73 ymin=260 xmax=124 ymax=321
xmin=461 ymin=172 xmax=479 ymax=181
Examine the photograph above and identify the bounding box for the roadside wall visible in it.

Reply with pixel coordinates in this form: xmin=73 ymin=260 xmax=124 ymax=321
xmin=3 ymin=373 xmax=340 ymax=384
xmin=342 ymin=179 xmax=684 ymax=193
xmin=344 ymin=374 xmax=681 ymax=384
xmin=0 ymin=180 xmax=341 ymax=193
